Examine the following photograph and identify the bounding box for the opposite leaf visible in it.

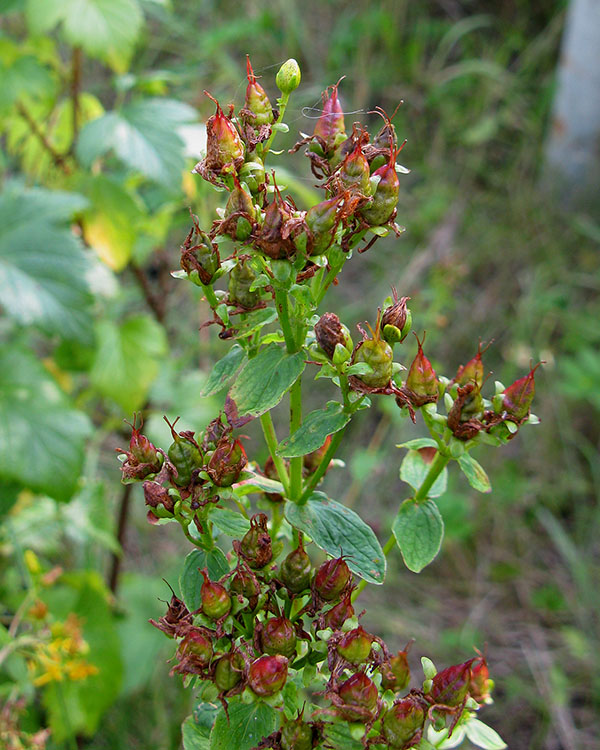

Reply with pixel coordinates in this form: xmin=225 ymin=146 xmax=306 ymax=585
xmin=464 ymin=719 xmax=507 ymax=750
xmin=285 ymin=492 xmax=385 ymax=584
xmin=200 ymin=344 xmax=246 ymax=397
xmin=457 ymin=453 xmax=492 ymax=493
xmin=392 ymin=498 xmax=444 ymax=573
xmin=277 ymin=401 xmax=350 ymax=458
xmin=210 ymin=701 xmax=278 ymax=750
xmin=400 ymin=449 xmax=447 ymax=498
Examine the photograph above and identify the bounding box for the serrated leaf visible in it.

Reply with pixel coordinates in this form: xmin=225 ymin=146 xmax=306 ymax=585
xmin=209 ymin=506 xmax=250 ymax=537
xmin=277 ymin=402 xmax=349 ymax=458
xmin=457 ymin=453 xmax=492 ymax=493
xmin=77 ymin=99 xmax=197 ymax=190
xmin=90 ymin=315 xmax=167 ymax=412
xmin=179 ymin=548 xmax=229 ymax=611
xmin=26 ymin=0 xmax=144 ymax=72
xmin=397 ymin=438 xmax=438 ymax=450
xmin=392 ymin=498 xmax=444 ymax=573
xmin=285 ymin=492 xmax=385 ymax=584
xmin=228 ymin=344 xmax=306 ymax=419
xmin=0 ymin=183 xmax=93 ymax=341
xmin=210 ymin=702 xmax=278 ymax=750
xmin=199 ymin=344 xmax=246 ymax=397
xmin=0 ymin=348 xmax=92 ymax=501
xmin=464 ymin=719 xmax=507 ymax=749
xmin=400 ymin=450 xmax=447 ymax=498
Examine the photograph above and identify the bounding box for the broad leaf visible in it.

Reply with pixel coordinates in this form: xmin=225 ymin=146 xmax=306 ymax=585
xmin=26 ymin=0 xmax=144 ymax=72
xmin=182 ymin=714 xmax=211 ymax=750
xmin=0 ymin=183 xmax=93 ymax=341
xmin=0 ymin=348 xmax=92 ymax=501
xmin=277 ymin=401 xmax=349 ymax=458
xmin=199 ymin=344 xmax=246 ymax=397
xmin=464 ymin=719 xmax=507 ymax=749
xmin=392 ymin=498 xmax=444 ymax=573
xmin=90 ymin=315 xmax=168 ymax=413
xmin=0 ymin=54 xmax=54 ymax=110
xmin=322 ymin=723 xmax=363 ymax=750
xmin=179 ymin=548 xmax=229 ymax=611
xmin=457 ymin=453 xmax=492 ymax=493
xmin=77 ymin=99 xmax=197 ymax=190
xmin=234 ymin=472 xmax=284 ymax=496
xmin=228 ymin=343 xmax=306 ymax=420
xmin=209 ymin=506 xmax=250 ymax=537
xmin=210 ymin=701 xmax=278 ymax=750
xmin=285 ymin=492 xmax=385 ymax=584
xmin=400 ymin=450 xmax=447 ymax=498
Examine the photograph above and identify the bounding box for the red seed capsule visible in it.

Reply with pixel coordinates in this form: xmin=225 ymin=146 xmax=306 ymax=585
xmin=200 ymin=569 xmax=231 ymax=620
xmin=261 ymin=617 xmax=297 ymax=659
xmin=239 ymin=513 xmax=273 ymax=569
xmin=404 ymin=333 xmax=438 ymax=407
xmin=502 ymin=363 xmax=541 ymax=422
xmin=313 ymin=557 xmax=351 ymax=602
xmin=248 ymin=654 xmax=288 ymax=696
xmin=381 ymin=649 xmax=411 ymax=692
xmin=337 ymin=672 xmax=378 ymax=721
xmin=381 ymin=697 xmax=425 ymax=748
xmin=323 ymin=592 xmax=354 ymax=630
xmin=178 ymin=628 xmax=213 ymax=667
xmin=336 ymin=626 xmax=373 ymax=664
xmin=280 ymin=536 xmax=312 ymax=593
xmin=430 ymin=658 xmax=474 ymax=707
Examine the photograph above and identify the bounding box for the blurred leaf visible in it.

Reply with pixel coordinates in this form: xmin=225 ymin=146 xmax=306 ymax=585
xmin=77 ymin=99 xmax=197 ymax=190
xmin=464 ymin=719 xmax=507 ymax=749
xmin=457 ymin=453 xmax=492 ymax=493
xmin=0 ymin=183 xmax=93 ymax=341
xmin=25 ymin=0 xmax=144 ymax=72
xmin=179 ymin=548 xmax=229 ymax=611
xmin=392 ymin=498 xmax=444 ymax=573
xmin=0 ymin=54 xmax=54 ymax=111
xmin=0 ymin=347 xmax=92 ymax=501
xmin=81 ymin=174 xmax=144 ymax=271
xmin=397 ymin=438 xmax=438 ymax=450
xmin=210 ymin=702 xmax=278 ymax=750
xmin=182 ymin=714 xmax=211 ymax=750
xmin=285 ymin=492 xmax=385 ymax=584
xmin=90 ymin=315 xmax=168 ymax=412
xmin=400 ymin=450 xmax=448 ymax=498
xmin=277 ymin=401 xmax=350 ymax=458
xmin=199 ymin=344 xmax=246 ymax=397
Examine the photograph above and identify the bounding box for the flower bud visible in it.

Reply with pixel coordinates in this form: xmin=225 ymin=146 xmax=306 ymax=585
xmin=502 ymin=363 xmax=540 ymax=422
xmin=313 ymin=556 xmax=351 ymax=602
xmin=381 ymin=292 xmax=411 ymax=345
xmin=178 ymin=628 xmax=213 ymax=667
xmin=180 ymin=218 xmax=220 ymax=285
xmin=336 ymin=626 xmax=373 ymax=664
xmin=214 ymin=651 xmax=245 ymax=692
xmin=381 ymin=698 xmax=425 ymax=749
xmin=261 ymin=616 xmax=297 ymax=659
xmin=430 ymin=658 xmax=474 ymax=707
xmin=314 ymin=312 xmax=353 ymax=360
xmin=248 ymin=654 xmax=288 ymax=697
xmin=165 ymin=417 xmax=204 ymax=487
xmin=323 ymin=592 xmax=354 ymax=630
xmin=337 ymin=672 xmax=378 ymax=721
xmin=381 ymin=649 xmax=411 ymax=692
xmin=200 ymin=568 xmax=231 ymax=620
xmin=276 ymin=59 xmax=301 ymax=95
xmin=469 ymin=655 xmax=493 ymax=704
xmin=351 ymin=329 xmax=393 ymax=389
xmin=228 ymin=258 xmax=261 ymax=309
xmin=360 ymin=147 xmax=399 ymax=226
xmin=305 ymin=196 xmax=341 ymax=255
xmin=404 ymin=334 xmax=438 ymax=407
xmin=206 ymin=436 xmax=247 ymax=487
xmin=239 ymin=513 xmax=273 ymax=569
xmin=280 ymin=716 xmax=313 ymax=750
xmin=243 ymin=56 xmax=274 ymax=127
xmin=313 ymin=80 xmax=347 ymax=155
xmin=280 ymin=536 xmax=312 ymax=593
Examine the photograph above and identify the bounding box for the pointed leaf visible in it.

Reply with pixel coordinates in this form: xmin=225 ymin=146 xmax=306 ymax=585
xmin=199 ymin=344 xmax=246 ymax=397
xmin=457 ymin=454 xmax=492 ymax=493
xmin=285 ymin=492 xmax=385 ymax=584
xmin=392 ymin=498 xmax=444 ymax=573
xmin=209 ymin=701 xmax=278 ymax=750
xmin=228 ymin=344 xmax=306 ymax=419
xmin=277 ymin=401 xmax=350 ymax=458
xmin=464 ymin=719 xmax=507 ymax=750
xmin=209 ymin=506 xmax=250 ymax=537
xmin=400 ymin=450 xmax=447 ymax=498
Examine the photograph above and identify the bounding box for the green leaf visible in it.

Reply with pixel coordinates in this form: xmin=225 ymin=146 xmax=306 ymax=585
xmin=210 ymin=701 xmax=278 ymax=750
xmin=392 ymin=498 xmax=444 ymax=573
xmin=457 ymin=453 xmax=492 ymax=493
xmin=0 ymin=347 xmax=92 ymax=501
xmin=322 ymin=723 xmax=363 ymax=750
xmin=400 ymin=450 xmax=447 ymax=498
xmin=285 ymin=492 xmax=385 ymax=584
xmin=77 ymin=99 xmax=197 ymax=191
xmin=0 ymin=183 xmax=93 ymax=341
xmin=396 ymin=438 xmax=438 ymax=450
xmin=0 ymin=55 xmax=55 ymax=110
xmin=90 ymin=315 xmax=168 ymax=413
xmin=179 ymin=548 xmax=229 ymax=611
xmin=209 ymin=506 xmax=250 ymax=537
xmin=277 ymin=401 xmax=349 ymax=458
xmin=233 ymin=472 xmax=285 ymax=496
xmin=182 ymin=712 xmax=212 ymax=750
xmin=464 ymin=719 xmax=507 ymax=749
xmin=199 ymin=344 xmax=246 ymax=397
xmin=228 ymin=344 xmax=306 ymax=420
xmin=229 ymin=307 xmax=277 ymax=340
xmin=26 ymin=0 xmax=144 ymax=72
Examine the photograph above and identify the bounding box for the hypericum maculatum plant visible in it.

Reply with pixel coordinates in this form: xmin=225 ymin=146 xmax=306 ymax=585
xmin=117 ymin=57 xmax=541 ymax=750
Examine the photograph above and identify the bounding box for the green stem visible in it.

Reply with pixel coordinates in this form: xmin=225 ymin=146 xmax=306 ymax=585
xmin=270 ymin=501 xmax=284 ymax=539
xmin=263 ymin=91 xmax=290 ymax=157
xmin=299 ymin=427 xmax=346 ymax=503
xmin=289 ymin=378 xmax=303 ymax=501
xmin=315 ymin=248 xmax=347 ymax=306
xmin=274 ymin=288 xmax=296 ymax=352
xmin=260 ymin=412 xmax=290 ymax=495
xmin=201 ymin=282 xmax=219 ymax=310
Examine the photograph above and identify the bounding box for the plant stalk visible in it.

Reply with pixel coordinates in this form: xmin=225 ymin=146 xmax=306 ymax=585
xmin=260 ymin=412 xmax=290 ymax=495
xmin=289 ymin=378 xmax=303 ymax=500
xmin=299 ymin=427 xmax=346 ymax=503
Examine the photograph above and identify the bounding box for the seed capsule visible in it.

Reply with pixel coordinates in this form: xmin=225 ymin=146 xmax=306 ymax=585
xmin=381 ymin=292 xmax=411 ymax=345
xmin=502 ymin=363 xmax=541 ymax=422
xmin=178 ymin=628 xmax=213 ymax=667
xmin=312 ymin=79 xmax=347 ymax=156
xmin=404 ymin=333 xmax=438 ymax=407
xmin=430 ymin=658 xmax=474 ymax=707
xmin=261 ymin=617 xmax=297 ymax=659
xmin=228 ymin=258 xmax=261 ymax=309
xmin=206 ymin=436 xmax=247 ymax=487
xmin=248 ymin=654 xmax=289 ymax=696
xmin=164 ymin=417 xmax=203 ymax=487
xmin=381 ymin=698 xmax=425 ymax=749
xmin=200 ymin=569 xmax=231 ymax=620
xmin=243 ymin=56 xmax=274 ymax=127
xmin=280 ymin=537 xmax=312 ymax=593
xmin=336 ymin=626 xmax=373 ymax=664
xmin=337 ymin=672 xmax=378 ymax=721
xmin=360 ymin=146 xmax=400 ymax=226
xmin=239 ymin=513 xmax=273 ymax=569
xmin=323 ymin=592 xmax=354 ymax=630
xmin=214 ymin=651 xmax=245 ymax=692
xmin=314 ymin=312 xmax=353 ymax=360
xmin=313 ymin=556 xmax=351 ymax=602
xmin=280 ymin=716 xmax=313 ymax=750
xmin=381 ymin=649 xmax=411 ymax=692
xmin=351 ymin=329 xmax=394 ymax=389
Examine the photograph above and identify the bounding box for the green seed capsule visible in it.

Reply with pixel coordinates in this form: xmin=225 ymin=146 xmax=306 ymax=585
xmin=352 ymin=338 xmax=393 ymax=388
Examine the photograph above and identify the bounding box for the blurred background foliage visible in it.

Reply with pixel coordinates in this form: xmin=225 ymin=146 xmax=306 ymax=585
xmin=0 ymin=0 xmax=598 ymax=748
